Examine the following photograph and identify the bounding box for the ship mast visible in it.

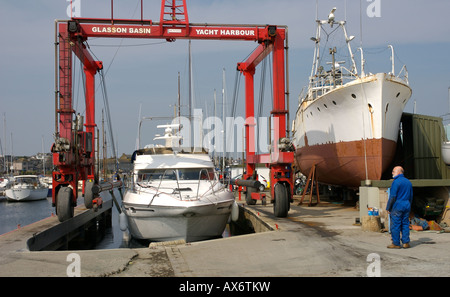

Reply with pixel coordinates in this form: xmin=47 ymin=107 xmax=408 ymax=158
xmin=307 ymin=7 xmax=358 ymax=100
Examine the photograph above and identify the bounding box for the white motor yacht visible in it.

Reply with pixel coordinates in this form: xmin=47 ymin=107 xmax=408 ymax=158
xmin=121 ymin=124 xmax=238 ymax=242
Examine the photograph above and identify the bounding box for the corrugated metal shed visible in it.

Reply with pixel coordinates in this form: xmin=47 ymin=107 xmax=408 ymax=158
xmin=395 ymin=113 xmax=450 ymax=179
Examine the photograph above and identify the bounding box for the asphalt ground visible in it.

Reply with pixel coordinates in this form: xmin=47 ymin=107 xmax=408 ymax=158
xmin=2 ymin=192 xmax=450 ymax=280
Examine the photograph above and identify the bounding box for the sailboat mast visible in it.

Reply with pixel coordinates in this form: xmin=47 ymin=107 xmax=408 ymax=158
xmin=188 ymin=40 xmax=192 ymax=124
xmin=222 ymin=68 xmax=226 ymax=175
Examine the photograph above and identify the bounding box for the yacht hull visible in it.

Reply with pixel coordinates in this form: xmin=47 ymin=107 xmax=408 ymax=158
xmin=5 ymin=188 xmax=48 ymax=201
xmin=123 ymin=200 xmax=234 ymax=242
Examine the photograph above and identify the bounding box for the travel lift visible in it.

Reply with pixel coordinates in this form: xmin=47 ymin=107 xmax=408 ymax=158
xmin=52 ymin=0 xmax=294 ymax=222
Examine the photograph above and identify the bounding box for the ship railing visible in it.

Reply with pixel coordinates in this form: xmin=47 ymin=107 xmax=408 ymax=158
xmin=195 ymin=168 xmax=221 ymax=203
xmin=305 ymin=66 xmax=358 ymax=101
xmin=143 ymin=169 xmax=183 ymax=205
xmin=135 ymin=168 xmax=221 ymax=204
xmin=397 ymin=65 xmax=409 ymax=84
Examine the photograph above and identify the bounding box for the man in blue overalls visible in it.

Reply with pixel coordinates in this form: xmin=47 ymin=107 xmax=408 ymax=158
xmin=386 ymin=166 xmax=413 ymax=249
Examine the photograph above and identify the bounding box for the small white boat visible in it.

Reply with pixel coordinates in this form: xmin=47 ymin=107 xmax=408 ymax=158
xmin=121 ymin=124 xmax=238 ymax=242
xmin=0 ymin=177 xmax=10 ymax=198
xmin=5 ymin=175 xmax=49 ymax=201
xmin=442 ymin=142 xmax=450 ymax=165
xmin=0 ymin=177 xmax=10 ymax=189
xmin=39 ymin=176 xmax=53 ymax=197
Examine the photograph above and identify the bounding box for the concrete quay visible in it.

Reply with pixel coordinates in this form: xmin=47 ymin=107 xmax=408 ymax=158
xmin=1 ymin=197 xmax=450 ymax=277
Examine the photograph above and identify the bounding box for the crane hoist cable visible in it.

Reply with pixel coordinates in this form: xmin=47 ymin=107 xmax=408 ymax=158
xmin=256 ymin=55 xmax=273 ymax=154
xmin=230 ymin=70 xmax=241 ymax=120
xmin=98 ymin=68 xmax=118 ymax=172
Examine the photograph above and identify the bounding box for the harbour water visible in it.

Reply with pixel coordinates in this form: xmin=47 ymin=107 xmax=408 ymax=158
xmin=0 ymin=193 xmax=234 ymax=250
xmin=0 ymin=195 xmax=125 ymax=249
xmin=0 ymin=197 xmax=55 ymax=235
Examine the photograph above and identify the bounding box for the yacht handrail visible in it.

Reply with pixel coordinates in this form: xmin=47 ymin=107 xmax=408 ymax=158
xmin=196 ymin=168 xmax=219 ymax=201
xmin=146 ymin=169 xmax=182 ymax=205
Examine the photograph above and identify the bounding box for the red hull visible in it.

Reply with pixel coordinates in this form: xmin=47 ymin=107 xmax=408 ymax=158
xmin=294 ymin=138 xmax=397 ymax=188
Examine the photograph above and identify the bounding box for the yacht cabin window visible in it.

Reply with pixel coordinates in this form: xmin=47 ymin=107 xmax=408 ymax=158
xmin=137 ymin=168 xmax=216 ymax=182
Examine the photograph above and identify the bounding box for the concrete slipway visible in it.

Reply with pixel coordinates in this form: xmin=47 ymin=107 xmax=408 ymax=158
xmin=1 ymin=197 xmax=450 ymax=277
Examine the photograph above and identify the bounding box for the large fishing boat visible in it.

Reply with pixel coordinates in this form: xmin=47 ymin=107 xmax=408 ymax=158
xmin=292 ymin=8 xmax=412 ymax=188
xmin=121 ymin=124 xmax=238 ymax=242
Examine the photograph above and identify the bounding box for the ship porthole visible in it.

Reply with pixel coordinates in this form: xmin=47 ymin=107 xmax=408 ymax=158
xmin=351 ymin=94 xmax=357 ymax=99
xmin=396 ymin=92 xmax=401 ymax=98
xmin=332 ymin=100 xmax=337 ymax=105
xmin=317 ymin=107 xmax=320 ymax=112
xmin=385 ymin=103 xmax=389 ymax=113
xmin=323 ymin=104 xmax=328 ymax=108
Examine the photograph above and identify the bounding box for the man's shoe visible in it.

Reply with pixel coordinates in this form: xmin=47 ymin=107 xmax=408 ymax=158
xmin=387 ymin=244 xmax=401 ymax=249
xmin=402 ymin=243 xmax=410 ymax=248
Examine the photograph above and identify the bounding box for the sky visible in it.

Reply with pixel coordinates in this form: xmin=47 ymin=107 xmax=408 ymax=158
xmin=1 ymin=0 xmax=450 ymax=157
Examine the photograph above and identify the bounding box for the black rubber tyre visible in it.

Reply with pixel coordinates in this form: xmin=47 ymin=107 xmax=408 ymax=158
xmin=57 ymin=187 xmax=74 ymax=222
xmin=273 ymin=183 xmax=289 ymax=217
xmin=84 ymin=180 xmax=94 ymax=209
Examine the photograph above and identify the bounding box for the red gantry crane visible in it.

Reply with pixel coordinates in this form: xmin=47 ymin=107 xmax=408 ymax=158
xmin=52 ymin=0 xmax=294 ymax=221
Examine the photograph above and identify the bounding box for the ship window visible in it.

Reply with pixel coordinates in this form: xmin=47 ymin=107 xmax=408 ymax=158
xmin=332 ymin=100 xmax=337 ymax=105
xmin=179 ymin=168 xmax=215 ymax=181
xmin=137 ymin=168 xmax=216 ymax=182
xmin=396 ymin=92 xmax=400 ymax=98
xmin=310 ymin=111 xmax=313 ymax=116
xmin=137 ymin=169 xmax=177 ymax=182
xmin=351 ymin=94 xmax=357 ymax=99
xmin=323 ymin=104 xmax=328 ymax=108
xmin=317 ymin=107 xmax=321 ymax=112
xmin=385 ymin=103 xmax=389 ymax=113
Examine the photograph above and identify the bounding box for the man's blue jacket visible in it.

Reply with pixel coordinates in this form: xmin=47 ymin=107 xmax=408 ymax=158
xmin=386 ymin=174 xmax=413 ymax=212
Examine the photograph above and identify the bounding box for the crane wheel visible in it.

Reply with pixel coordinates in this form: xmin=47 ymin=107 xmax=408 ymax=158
xmin=273 ymin=183 xmax=289 ymax=218
xmin=57 ymin=187 xmax=74 ymax=222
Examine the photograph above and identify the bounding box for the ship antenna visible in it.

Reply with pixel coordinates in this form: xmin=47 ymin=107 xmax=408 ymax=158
xmin=316 ymin=0 xmax=318 ymax=21
xmin=345 ymin=0 xmax=347 ymax=22
xmin=359 ymin=0 xmax=363 ymax=48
